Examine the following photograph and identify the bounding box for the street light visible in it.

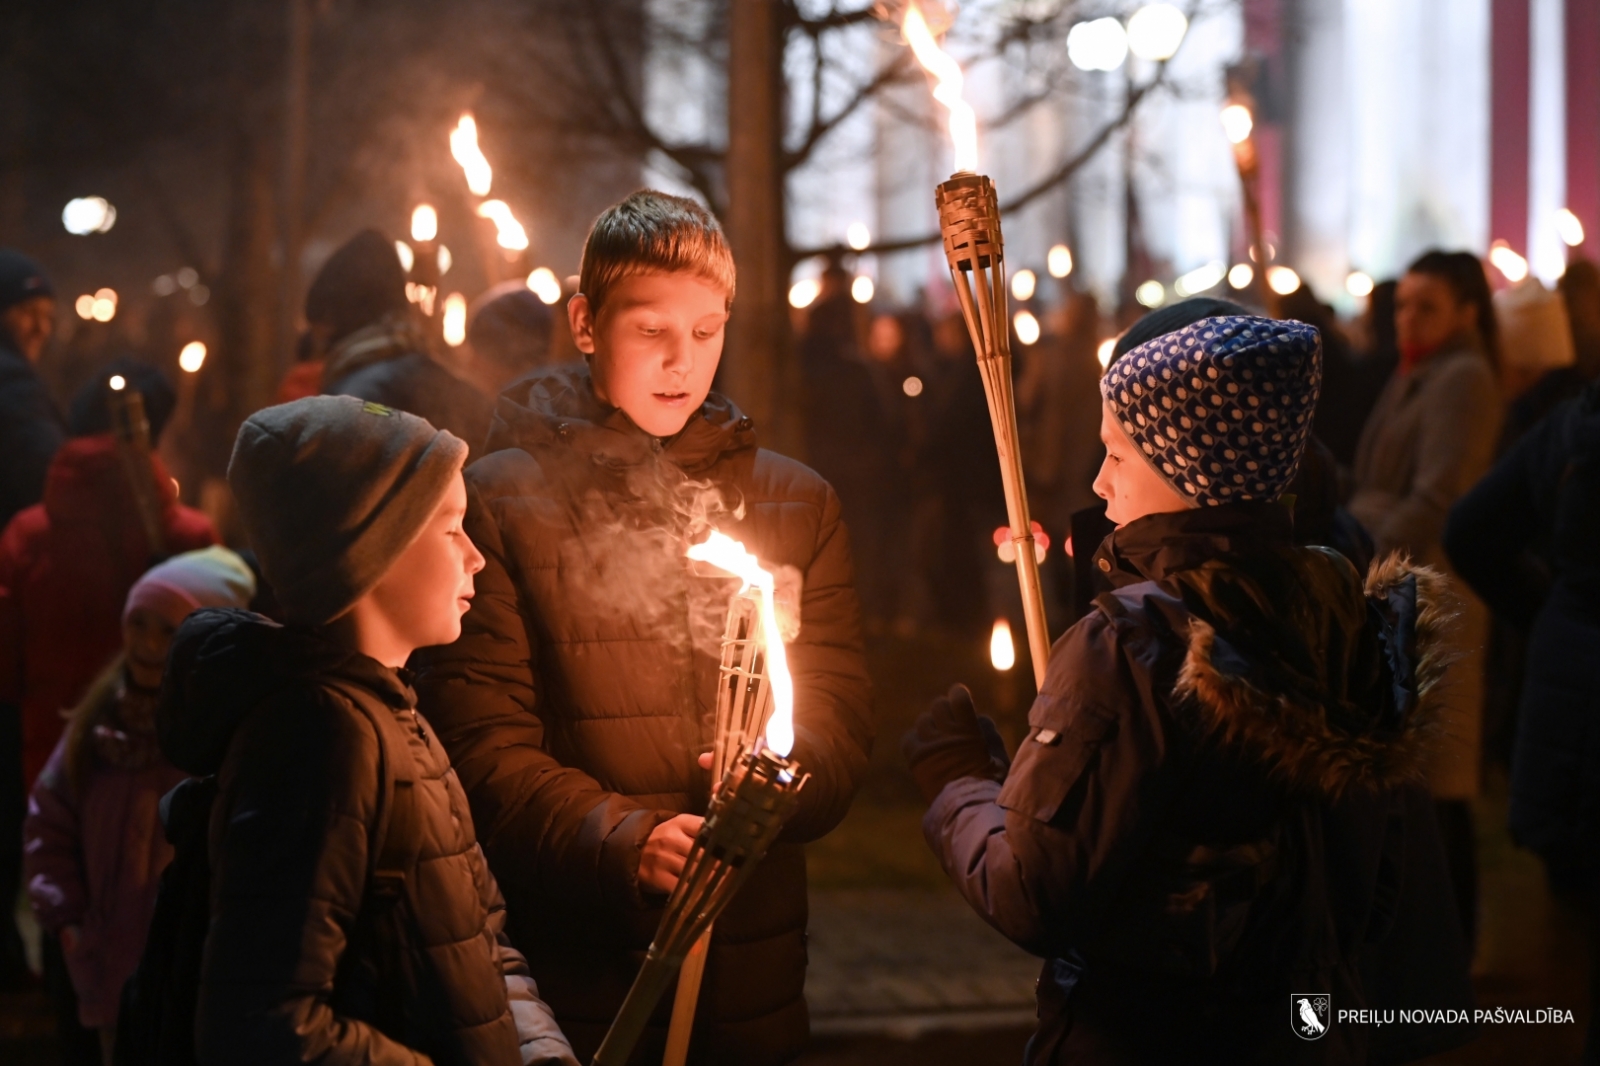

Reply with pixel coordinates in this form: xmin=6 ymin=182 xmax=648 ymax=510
xmin=1011 ymin=268 xmax=1037 ymax=301
xmin=1126 ymin=4 xmax=1188 ymax=61
xmin=1345 ymin=271 xmax=1374 ymax=298
xmin=1047 ymin=244 xmax=1073 ymax=278
xmin=62 ymin=196 xmax=116 ymax=235
xmin=1220 ymin=104 xmax=1254 ymax=145
xmin=1067 ymin=17 xmax=1128 ymax=72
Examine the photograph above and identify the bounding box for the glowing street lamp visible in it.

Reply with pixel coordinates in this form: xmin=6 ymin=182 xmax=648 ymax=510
xmin=62 ymin=196 xmax=117 ymax=235
xmin=1067 ymin=17 xmax=1129 ymax=72
xmin=1047 ymin=244 xmax=1073 ymax=278
xmin=1126 ymin=4 xmax=1188 ymax=61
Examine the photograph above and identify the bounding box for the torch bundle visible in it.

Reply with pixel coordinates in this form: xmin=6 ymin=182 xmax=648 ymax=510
xmin=591 ymin=533 xmax=805 ymax=1066
xmin=904 ymin=2 xmax=1051 ymax=687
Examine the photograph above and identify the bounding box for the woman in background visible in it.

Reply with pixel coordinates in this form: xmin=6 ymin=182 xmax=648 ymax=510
xmin=1349 ymin=249 xmax=1503 ymax=951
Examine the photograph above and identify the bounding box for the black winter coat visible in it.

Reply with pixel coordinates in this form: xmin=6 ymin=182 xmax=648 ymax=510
xmin=322 ymin=315 xmax=492 ymax=458
xmin=158 ymin=609 xmax=575 ymax=1066
xmin=0 ymin=341 xmax=66 ymax=531
xmin=925 ymin=503 xmax=1474 ymax=1064
xmin=412 ymin=365 xmax=874 ymax=1064
xmin=1445 ymin=382 xmax=1600 ymax=883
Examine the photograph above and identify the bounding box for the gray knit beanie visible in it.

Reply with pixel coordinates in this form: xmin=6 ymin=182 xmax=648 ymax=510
xmin=227 ymin=395 xmax=468 ymax=625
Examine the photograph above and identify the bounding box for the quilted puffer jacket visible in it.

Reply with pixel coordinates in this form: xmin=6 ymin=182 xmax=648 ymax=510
xmin=413 ymin=364 xmax=874 ymax=1064
xmin=159 ymin=608 xmax=575 ymax=1066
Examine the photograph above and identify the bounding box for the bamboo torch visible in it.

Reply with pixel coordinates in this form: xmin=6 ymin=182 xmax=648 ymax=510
xmin=596 ymin=532 xmax=802 ymax=1066
xmin=903 ymin=4 xmax=1050 ymax=687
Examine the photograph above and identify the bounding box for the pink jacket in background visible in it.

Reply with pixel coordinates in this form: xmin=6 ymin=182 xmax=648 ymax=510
xmin=23 ymin=718 xmax=185 ymax=1027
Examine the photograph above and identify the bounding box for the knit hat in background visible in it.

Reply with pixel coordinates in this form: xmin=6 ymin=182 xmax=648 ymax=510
xmin=69 ymin=357 xmax=178 ymax=442
xmin=468 ymin=280 xmax=554 ymax=371
xmin=227 ymin=395 xmax=468 ymax=625
xmin=1111 ymin=296 xmax=1250 ymax=362
xmin=304 ymin=229 xmax=409 ymax=344
xmin=1495 ymin=276 xmax=1576 ymax=371
xmin=0 ymin=249 xmax=54 ymax=312
xmin=124 ymin=546 xmax=258 ymax=629
xmin=1101 ymin=315 xmax=1322 ymax=507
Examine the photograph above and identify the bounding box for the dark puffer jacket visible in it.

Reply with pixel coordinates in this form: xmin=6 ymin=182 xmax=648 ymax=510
xmin=926 ymin=503 xmax=1475 ymax=1064
xmin=413 ymin=365 xmax=874 ymax=1064
xmin=159 ymin=608 xmax=575 ymax=1066
xmin=0 ymin=339 xmax=65 ymax=531
xmin=322 ymin=314 xmax=492 ymax=458
xmin=1445 ymin=381 xmax=1600 ymax=885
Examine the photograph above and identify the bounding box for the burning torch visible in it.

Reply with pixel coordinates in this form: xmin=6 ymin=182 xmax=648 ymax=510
xmin=904 ymin=3 xmax=1049 ymax=687
xmin=593 ymin=533 xmax=807 ymax=1066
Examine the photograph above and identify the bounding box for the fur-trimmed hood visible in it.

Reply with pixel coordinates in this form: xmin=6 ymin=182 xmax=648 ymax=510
xmin=1097 ymin=504 xmax=1455 ymax=797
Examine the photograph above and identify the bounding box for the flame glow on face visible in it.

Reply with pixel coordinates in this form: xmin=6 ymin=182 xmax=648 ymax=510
xmin=450 ymin=114 xmax=493 ymax=197
xmin=686 ymin=531 xmax=795 ymax=757
xmin=902 ymin=2 xmax=978 ymax=173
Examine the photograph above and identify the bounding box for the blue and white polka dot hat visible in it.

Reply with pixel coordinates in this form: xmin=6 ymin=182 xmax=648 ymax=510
xmin=1100 ymin=315 xmax=1322 ymax=507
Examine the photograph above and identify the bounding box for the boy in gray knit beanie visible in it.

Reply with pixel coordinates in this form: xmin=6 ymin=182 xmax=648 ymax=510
xmin=141 ymin=395 xmax=578 ymax=1065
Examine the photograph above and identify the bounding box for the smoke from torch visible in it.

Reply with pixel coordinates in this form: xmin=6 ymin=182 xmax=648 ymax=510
xmin=901 ymin=2 xmax=978 ymax=174
xmin=686 ymin=532 xmax=795 ymax=756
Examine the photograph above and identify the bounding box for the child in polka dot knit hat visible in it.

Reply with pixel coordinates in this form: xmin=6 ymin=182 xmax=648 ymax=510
xmin=1099 ymin=315 xmax=1322 ymax=510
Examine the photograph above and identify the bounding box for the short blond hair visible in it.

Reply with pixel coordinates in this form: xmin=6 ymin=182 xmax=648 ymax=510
xmin=577 ymin=190 xmax=736 ymax=314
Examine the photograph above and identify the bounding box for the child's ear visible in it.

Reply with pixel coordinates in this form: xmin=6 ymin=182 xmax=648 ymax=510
xmin=568 ymin=293 xmax=597 ymax=355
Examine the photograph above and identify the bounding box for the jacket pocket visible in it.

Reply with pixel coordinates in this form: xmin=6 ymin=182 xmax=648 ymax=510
xmin=996 ymin=699 xmax=1120 ymax=824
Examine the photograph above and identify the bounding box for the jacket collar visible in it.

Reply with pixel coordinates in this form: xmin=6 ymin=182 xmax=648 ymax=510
xmin=322 ymin=311 xmax=428 ymax=384
xmin=1094 ymin=500 xmax=1295 ymax=588
xmin=485 ymin=362 xmax=756 ymax=475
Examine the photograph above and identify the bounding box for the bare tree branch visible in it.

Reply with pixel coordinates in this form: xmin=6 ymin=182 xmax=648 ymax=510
xmin=791 ymin=64 xmax=1170 ymax=259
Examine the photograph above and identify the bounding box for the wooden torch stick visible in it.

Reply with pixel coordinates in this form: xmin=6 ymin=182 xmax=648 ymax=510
xmin=935 ymin=172 xmax=1051 ymax=688
xmin=664 ymin=592 xmax=773 ymax=1066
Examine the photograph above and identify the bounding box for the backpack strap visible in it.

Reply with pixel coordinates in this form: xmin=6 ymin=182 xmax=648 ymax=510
xmin=325 ymin=680 xmax=423 ymax=908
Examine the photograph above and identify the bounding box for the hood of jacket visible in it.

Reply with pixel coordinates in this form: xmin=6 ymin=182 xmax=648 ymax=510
xmin=484 ymin=361 xmax=756 ymax=477
xmin=1095 ymin=502 xmax=1452 ymax=796
xmin=43 ymin=434 xmax=180 ymax=528
xmin=321 ymin=311 xmax=431 ymax=386
xmin=157 ymin=607 xmax=413 ymax=777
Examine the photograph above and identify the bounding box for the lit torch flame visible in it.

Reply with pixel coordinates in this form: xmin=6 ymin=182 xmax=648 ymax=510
xmin=990 ymin=618 xmax=1015 ymax=671
xmin=477 ymin=199 xmax=529 ymax=250
xmin=686 ymin=531 xmax=795 ymax=757
xmin=450 ymin=113 xmax=493 ymax=197
xmin=901 ymin=2 xmax=978 ymax=174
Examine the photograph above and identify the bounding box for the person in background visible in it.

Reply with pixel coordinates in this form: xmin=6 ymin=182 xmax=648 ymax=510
xmin=1444 ymin=377 xmax=1600 ymax=1062
xmin=799 ymin=262 xmax=894 ymax=630
xmin=0 ymin=359 xmax=215 ymax=794
xmin=24 ymin=548 xmax=255 ymax=1066
xmin=1349 ymin=248 xmax=1503 ymax=950
xmin=0 ymin=248 xmax=66 ymax=990
xmin=1018 ymin=290 xmax=1104 ymax=620
xmin=0 ymin=359 xmax=211 ymax=996
xmin=311 ymin=229 xmax=493 ymax=456
xmin=461 ymin=281 xmax=557 ymax=399
xmin=1497 ymin=275 xmax=1578 ymax=442
xmin=0 ymin=250 xmax=65 ymax=533
xmin=1500 ymin=260 xmax=1600 ymax=445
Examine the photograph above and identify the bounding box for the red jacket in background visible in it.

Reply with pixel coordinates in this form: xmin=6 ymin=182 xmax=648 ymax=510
xmin=0 ymin=435 xmax=215 ymax=788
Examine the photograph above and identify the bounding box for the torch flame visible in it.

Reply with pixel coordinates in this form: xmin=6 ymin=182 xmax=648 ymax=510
xmin=901 ymin=2 xmax=978 ymax=174
xmin=686 ymin=531 xmax=795 ymax=757
xmin=990 ymin=618 xmax=1016 ymax=671
xmin=477 ymin=199 xmax=530 ymax=251
xmin=450 ymin=113 xmax=493 ymax=197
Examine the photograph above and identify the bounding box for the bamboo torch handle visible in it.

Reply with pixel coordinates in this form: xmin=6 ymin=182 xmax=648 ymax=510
xmin=662 ymin=929 xmax=711 ymax=1066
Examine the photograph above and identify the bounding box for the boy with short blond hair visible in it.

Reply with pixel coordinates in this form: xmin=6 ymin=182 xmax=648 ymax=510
xmin=415 ymin=190 xmax=874 ymax=1064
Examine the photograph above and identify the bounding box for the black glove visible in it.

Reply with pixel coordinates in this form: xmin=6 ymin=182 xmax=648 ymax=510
xmin=901 ymin=684 xmax=1009 ymax=803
